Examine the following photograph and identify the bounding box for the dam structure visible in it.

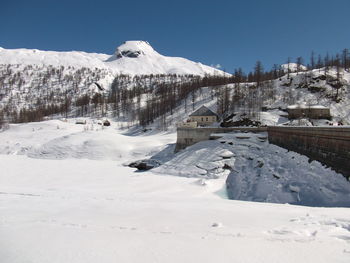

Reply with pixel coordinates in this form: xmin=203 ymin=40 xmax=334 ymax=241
xmin=175 ymin=126 xmax=350 ymax=178
xmin=267 ymin=126 xmax=350 ymax=178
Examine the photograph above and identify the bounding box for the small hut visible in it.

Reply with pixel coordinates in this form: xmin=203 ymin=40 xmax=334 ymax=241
xmin=189 ymin=106 xmax=218 ymax=126
xmin=287 ymin=104 xmax=331 ymax=119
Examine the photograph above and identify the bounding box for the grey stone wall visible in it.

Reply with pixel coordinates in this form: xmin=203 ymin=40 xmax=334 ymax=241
xmin=287 ymin=108 xmax=331 ymax=119
xmin=268 ymin=126 xmax=350 ymax=178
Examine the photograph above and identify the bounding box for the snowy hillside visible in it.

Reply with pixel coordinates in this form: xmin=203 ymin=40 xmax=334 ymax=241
xmin=0 ymin=41 xmax=227 ymax=76
xmin=214 ymin=67 xmax=350 ymax=126
xmin=269 ymin=67 xmax=350 ymax=123
xmin=0 ymin=41 xmax=349 ymax=130
xmin=281 ymin=62 xmax=308 ymax=72
xmin=0 ymin=41 xmax=230 ymax=123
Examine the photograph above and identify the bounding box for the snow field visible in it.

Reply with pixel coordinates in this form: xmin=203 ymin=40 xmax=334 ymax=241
xmin=1 ymin=155 xmax=350 ymax=263
xmin=0 ymin=119 xmax=175 ymax=162
xmin=0 ymin=120 xmax=350 ymax=262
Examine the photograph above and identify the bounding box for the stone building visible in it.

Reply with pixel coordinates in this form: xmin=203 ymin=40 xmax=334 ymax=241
xmin=287 ymin=105 xmax=331 ymax=119
xmin=189 ymin=106 xmax=218 ymax=126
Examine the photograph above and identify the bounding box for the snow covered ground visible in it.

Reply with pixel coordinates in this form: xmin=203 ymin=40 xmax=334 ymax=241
xmin=1 ymin=120 xmax=350 ymax=263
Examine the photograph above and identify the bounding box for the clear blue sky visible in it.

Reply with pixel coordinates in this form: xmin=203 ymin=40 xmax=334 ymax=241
xmin=1 ymin=0 xmax=349 ymax=73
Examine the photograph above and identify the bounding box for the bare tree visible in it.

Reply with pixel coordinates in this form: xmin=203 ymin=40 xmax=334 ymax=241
xmin=296 ymin=57 xmax=304 ymax=75
xmin=254 ymin=60 xmax=264 ymax=87
xmin=286 ymin=57 xmax=291 ymax=79
xmin=310 ymin=51 xmax=315 ymax=69
xmin=342 ymin=48 xmax=349 ymax=71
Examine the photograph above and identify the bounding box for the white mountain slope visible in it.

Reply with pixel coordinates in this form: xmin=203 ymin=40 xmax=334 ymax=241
xmin=0 ymin=41 xmax=227 ymax=76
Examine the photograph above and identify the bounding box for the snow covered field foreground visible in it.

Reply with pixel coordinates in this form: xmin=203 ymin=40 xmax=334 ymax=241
xmin=1 ymin=120 xmax=350 ymax=263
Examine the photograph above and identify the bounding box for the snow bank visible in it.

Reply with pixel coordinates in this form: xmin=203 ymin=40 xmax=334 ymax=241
xmin=287 ymin=103 xmax=328 ymax=109
xmin=154 ymin=132 xmax=350 ymax=207
xmin=0 ymin=120 xmax=175 ymax=163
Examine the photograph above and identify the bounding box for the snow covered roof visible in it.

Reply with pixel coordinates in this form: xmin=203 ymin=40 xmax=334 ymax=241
xmin=287 ymin=104 xmax=329 ymax=110
xmin=309 ymin=105 xmax=328 ymax=109
xmin=287 ymin=104 xmax=303 ymax=109
xmin=189 ymin=106 xmax=217 ymax=117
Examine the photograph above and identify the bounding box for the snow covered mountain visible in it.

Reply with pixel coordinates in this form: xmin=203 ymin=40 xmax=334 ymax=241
xmin=0 ymin=40 xmax=230 ymax=120
xmin=0 ymin=40 xmax=349 ymax=128
xmin=0 ymin=41 xmax=227 ymax=76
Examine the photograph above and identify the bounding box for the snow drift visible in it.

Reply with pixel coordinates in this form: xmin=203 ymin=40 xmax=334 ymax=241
xmin=153 ymin=132 xmax=350 ymax=207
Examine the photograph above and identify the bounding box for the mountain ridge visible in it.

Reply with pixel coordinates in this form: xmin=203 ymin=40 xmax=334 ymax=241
xmin=0 ymin=41 xmax=228 ymax=76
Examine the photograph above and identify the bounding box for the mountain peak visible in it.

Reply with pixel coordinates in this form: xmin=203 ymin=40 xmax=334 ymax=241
xmin=115 ymin=40 xmax=157 ymax=58
xmin=0 ymin=41 xmax=229 ymax=76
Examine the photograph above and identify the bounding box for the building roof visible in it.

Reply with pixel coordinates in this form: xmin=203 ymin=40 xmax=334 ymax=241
xmin=287 ymin=104 xmax=329 ymax=110
xmin=189 ymin=106 xmax=217 ymax=117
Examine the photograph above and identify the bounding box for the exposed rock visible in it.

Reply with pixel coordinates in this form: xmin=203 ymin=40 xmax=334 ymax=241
xmin=256 ymin=160 xmax=264 ymax=168
xmin=273 ymin=174 xmax=281 ymax=179
xmin=221 ymin=117 xmax=262 ymax=127
xmin=128 ymin=159 xmax=161 ymax=171
xmin=223 ymin=163 xmax=232 ymax=170
xmin=103 ymin=120 xmax=110 ymax=126
xmin=117 ymin=50 xmax=143 ymax=58
xmin=211 ymin=222 xmax=223 ymax=228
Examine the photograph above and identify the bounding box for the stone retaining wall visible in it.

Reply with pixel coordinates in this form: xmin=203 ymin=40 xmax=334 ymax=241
xmin=267 ymin=126 xmax=350 ymax=178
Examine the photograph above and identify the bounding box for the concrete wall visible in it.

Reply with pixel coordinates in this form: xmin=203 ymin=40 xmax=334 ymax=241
xmin=175 ymin=127 xmax=268 ymax=152
xmin=190 ymin=116 xmax=217 ymax=126
xmin=177 ymin=121 xmax=198 ymax=128
xmin=268 ymin=126 xmax=350 ymax=178
xmin=287 ymin=108 xmax=331 ymax=119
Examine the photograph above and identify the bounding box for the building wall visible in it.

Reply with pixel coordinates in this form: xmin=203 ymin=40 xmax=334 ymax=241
xmin=268 ymin=126 xmax=350 ymax=178
xmin=190 ymin=116 xmax=217 ymax=126
xmin=177 ymin=121 xmax=197 ymax=128
xmin=287 ymin=108 xmax=331 ymax=119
